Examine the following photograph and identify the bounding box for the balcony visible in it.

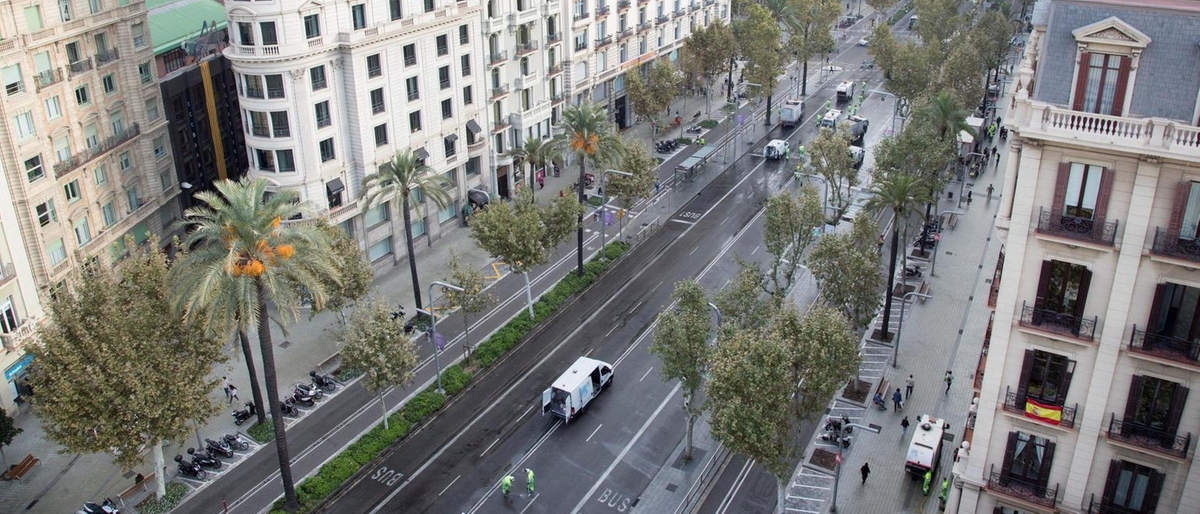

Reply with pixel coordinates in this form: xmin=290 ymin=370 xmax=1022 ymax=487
xmin=1018 ymin=301 xmax=1098 ymax=342
xmin=35 ymin=68 xmax=64 ymax=91
xmin=656 ymin=14 xmax=669 ymax=24
xmin=618 ymin=28 xmax=633 ymax=41
xmin=490 ymin=85 xmax=510 ymax=100
xmin=638 ymin=0 xmax=649 ymax=5
xmin=1106 ymin=414 xmax=1192 ymax=460
xmin=672 ymin=8 xmax=685 ymax=18
xmin=1128 ymin=324 xmax=1200 ymax=367
xmin=0 ymin=262 xmax=15 ymax=288
xmin=1035 ymin=208 xmax=1117 ymax=247
xmin=595 ymin=35 xmax=613 ymax=48
xmin=547 ymin=32 xmax=562 ymax=44
xmin=95 ymin=47 xmax=119 ymax=66
xmin=53 ymin=123 xmax=140 ymax=178
xmin=1151 ymin=227 xmax=1200 ymax=264
xmin=273 ymin=126 xmax=290 ymax=138
xmin=67 ymin=58 xmax=93 ymax=78
xmin=515 ymin=41 xmax=539 ymax=56
xmin=551 ymin=94 xmax=564 ymax=105
xmin=489 ymin=50 xmax=509 ymax=65
xmin=547 ymin=64 xmax=563 ymax=76
xmin=575 ymin=40 xmax=588 ymax=51
xmin=987 ymin=467 xmax=1059 ymax=509
xmin=0 ymin=319 xmax=39 ymax=352
xmin=618 ymin=0 xmax=630 ymax=9
xmin=595 ymin=5 xmax=610 ymax=17
xmin=689 ymin=2 xmax=700 ymax=11
xmin=1002 ymin=386 xmax=1077 ymax=429
xmin=573 ymin=11 xmax=588 ymax=21
xmin=493 ymin=118 xmax=512 ymax=132
xmin=638 ymin=21 xmax=653 ymax=32
xmin=704 ymin=0 xmax=714 ymax=5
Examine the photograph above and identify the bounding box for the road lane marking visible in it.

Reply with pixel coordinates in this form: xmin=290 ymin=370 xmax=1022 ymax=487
xmin=671 ymin=219 xmax=696 ymax=225
xmin=715 ymin=458 xmax=756 ymax=514
xmin=437 ymin=475 xmax=460 ymax=497
xmin=519 ymin=494 xmax=539 ymax=514
xmin=605 ymin=325 xmax=618 ymax=337
xmin=689 ymin=245 xmax=700 ymax=256
xmin=480 ymin=438 xmax=501 ymax=458
xmin=640 ymin=367 xmax=654 ymax=382
xmin=587 ymin=424 xmax=603 ymax=442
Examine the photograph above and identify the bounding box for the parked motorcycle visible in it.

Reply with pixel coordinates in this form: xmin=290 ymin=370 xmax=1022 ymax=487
xmin=903 ymin=265 xmax=924 ymax=278
xmin=174 ymin=454 xmax=207 ymax=480
xmin=205 ymin=438 xmax=234 ymax=459
xmin=824 ymin=414 xmax=853 ymax=434
xmin=296 ymin=381 xmax=325 ymax=400
xmin=187 ymin=447 xmax=222 ymax=469
xmin=76 ymin=498 xmax=120 ymax=514
xmin=310 ymin=371 xmax=338 ymax=392
xmin=290 ymin=389 xmax=316 ymax=407
xmin=232 ymin=401 xmax=255 ymax=426
xmin=685 ymin=124 xmax=704 ymax=134
xmin=223 ymin=433 xmax=251 ymax=451
xmin=817 ymin=429 xmax=852 ymax=448
xmin=280 ymin=399 xmax=300 ymax=417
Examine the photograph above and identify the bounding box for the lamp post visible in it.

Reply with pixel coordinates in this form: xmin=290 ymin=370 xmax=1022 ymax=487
xmin=798 ymin=172 xmax=832 ymax=233
xmin=829 ymin=422 xmax=882 ymax=513
xmin=417 ymin=280 xmax=465 ymax=393
xmin=894 ymin=292 xmax=932 ymax=368
xmin=929 ymin=210 xmax=964 ymax=276
xmin=599 ymin=169 xmax=632 ymax=255
xmin=868 ymin=89 xmax=902 ymax=136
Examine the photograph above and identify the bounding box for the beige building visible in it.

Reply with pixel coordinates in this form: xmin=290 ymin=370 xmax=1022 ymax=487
xmin=0 ymin=0 xmax=178 ymax=413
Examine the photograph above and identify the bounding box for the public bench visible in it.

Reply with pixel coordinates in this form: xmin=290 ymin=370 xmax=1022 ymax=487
xmin=3 ymin=454 xmax=39 ymax=481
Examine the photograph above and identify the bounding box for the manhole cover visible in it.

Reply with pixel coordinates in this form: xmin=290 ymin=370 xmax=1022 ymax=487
xmin=279 ymin=340 xmax=293 ymax=348
xmin=665 ymin=483 xmax=678 ymax=492
xmin=945 ymin=251 xmax=955 ymax=256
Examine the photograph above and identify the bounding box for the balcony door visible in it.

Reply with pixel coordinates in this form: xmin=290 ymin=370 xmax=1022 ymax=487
xmin=1147 ymin=283 xmax=1200 ymax=354
xmin=1000 ymin=431 xmax=1055 ymax=489
xmin=1072 ymin=52 xmax=1130 ymax=116
xmin=1016 ymin=349 xmax=1074 ymax=408
xmin=1123 ymin=375 xmax=1188 ymax=441
xmin=1101 ymin=460 xmax=1163 ymax=514
xmin=1035 ymin=260 xmax=1091 ymax=319
xmin=0 ymin=298 xmax=20 ymax=334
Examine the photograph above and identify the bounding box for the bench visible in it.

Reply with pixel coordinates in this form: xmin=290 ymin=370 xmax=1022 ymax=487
xmin=3 ymin=454 xmax=39 ymax=481
xmin=117 ymin=473 xmax=156 ymax=507
xmin=945 ymin=213 xmax=959 ymax=230
xmin=875 ymin=378 xmax=890 ymax=397
xmin=918 ymin=281 xmax=931 ymax=302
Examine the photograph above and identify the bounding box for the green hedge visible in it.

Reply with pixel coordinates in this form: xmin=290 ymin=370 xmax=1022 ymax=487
xmin=137 ymin=481 xmax=188 ymax=514
xmin=271 ymin=241 xmax=630 ymax=514
xmin=247 ymin=420 xmax=276 ymax=443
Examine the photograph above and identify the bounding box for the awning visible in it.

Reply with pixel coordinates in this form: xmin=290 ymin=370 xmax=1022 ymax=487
xmin=446 ymin=133 xmax=459 ymax=142
xmin=466 ymin=119 xmax=482 ymax=134
xmin=414 ymin=147 xmax=429 ymax=160
xmin=326 ymin=178 xmax=345 ymax=195
xmin=468 ymin=189 xmax=491 ymax=208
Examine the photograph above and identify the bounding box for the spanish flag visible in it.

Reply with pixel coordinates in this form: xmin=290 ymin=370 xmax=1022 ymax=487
xmin=1025 ymin=399 xmax=1063 ymax=425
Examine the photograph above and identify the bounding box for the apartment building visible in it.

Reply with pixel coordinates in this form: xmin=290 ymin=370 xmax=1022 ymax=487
xmin=223 ymin=0 xmax=492 ymax=269
xmin=949 ymin=1 xmax=1200 ymax=513
xmin=0 ymin=0 xmax=178 ymax=413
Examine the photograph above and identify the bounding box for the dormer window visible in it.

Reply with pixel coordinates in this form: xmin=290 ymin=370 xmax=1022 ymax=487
xmin=1069 ymin=16 xmax=1151 ymax=117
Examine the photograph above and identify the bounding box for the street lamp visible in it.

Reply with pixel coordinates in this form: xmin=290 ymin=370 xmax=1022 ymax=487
xmin=868 ymin=89 xmax=903 ymax=136
xmin=599 ymin=169 xmax=632 ymax=255
xmin=829 ymin=422 xmax=882 ymax=513
xmin=894 ymin=292 xmax=932 ymax=368
xmin=416 ymin=280 xmax=465 ymax=393
xmin=797 ymin=172 xmax=833 ymax=233
xmin=929 ymin=210 xmax=964 ymax=276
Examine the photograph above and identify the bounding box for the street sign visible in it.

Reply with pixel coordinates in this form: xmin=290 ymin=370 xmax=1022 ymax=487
xmin=433 ymin=332 xmax=446 ymax=351
xmin=604 ymin=210 xmax=615 ymax=226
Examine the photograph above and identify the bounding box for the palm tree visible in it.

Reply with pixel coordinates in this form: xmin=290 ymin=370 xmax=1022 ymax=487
xmin=865 ymin=172 xmax=934 ymax=342
xmin=917 ymin=92 xmax=972 ymax=142
xmin=172 ymin=177 xmax=339 ymax=512
xmin=363 ymin=150 xmax=451 ymax=310
xmin=556 ymin=102 xmax=625 ymax=275
xmin=524 ymin=137 xmax=557 ymax=202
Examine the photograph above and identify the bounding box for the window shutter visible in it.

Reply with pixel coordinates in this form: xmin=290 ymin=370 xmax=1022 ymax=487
xmin=1093 ymin=168 xmax=1115 ymax=228
xmin=1072 ymin=52 xmax=1092 ymax=111
xmin=1016 ymin=349 xmax=1035 ymax=408
xmin=1000 ymin=432 xmax=1019 ymax=479
xmin=1110 ymin=56 xmax=1131 ymax=116
xmin=1144 ymin=469 xmax=1165 ymax=513
xmin=1167 ymin=181 xmax=1192 ymax=238
xmin=1166 ymin=384 xmax=1189 ymax=435
xmin=1101 ymin=459 xmax=1122 ymax=503
xmin=1051 ymin=162 xmax=1071 ymax=217
xmin=1147 ymin=283 xmax=1167 ymax=333
xmin=1035 ymin=260 xmax=1054 ymax=309
xmin=1037 ymin=440 xmax=1056 ymax=490
xmin=1122 ymin=375 xmax=1143 ymax=423
xmin=1073 ymin=268 xmax=1092 ymax=320
xmin=1057 ymin=359 xmax=1076 ymax=405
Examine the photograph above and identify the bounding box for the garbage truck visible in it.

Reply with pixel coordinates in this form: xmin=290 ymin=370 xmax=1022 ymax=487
xmin=905 ymin=414 xmax=948 ymax=479
xmin=542 ymin=357 xmax=614 ymax=424
xmin=780 ymin=99 xmax=804 ymax=129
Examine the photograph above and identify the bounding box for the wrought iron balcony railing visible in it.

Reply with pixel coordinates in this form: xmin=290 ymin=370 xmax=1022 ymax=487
xmin=490 ymin=85 xmax=509 ymax=99
xmin=547 ymin=32 xmax=562 ymax=43
xmin=595 ymin=35 xmax=613 ymax=47
xmin=68 ymin=58 xmax=93 ymax=78
xmin=515 ymin=41 xmax=539 ymax=56
xmin=1018 ymin=301 xmax=1098 ymax=341
xmin=95 ymin=47 xmax=119 ymax=66
xmin=656 ymin=14 xmax=669 ymax=24
xmin=988 ymin=467 xmax=1058 ymax=509
xmin=1128 ymin=324 xmax=1200 ymax=366
xmin=35 ymin=68 xmax=64 ymax=91
xmin=1107 ymin=414 xmax=1192 ymax=459
xmin=1036 ymin=208 xmax=1117 ymax=246
xmin=595 ymin=5 xmax=610 ymax=16
xmin=1001 ymin=386 xmax=1077 ymax=429
xmin=489 ymin=50 xmax=508 ymax=65
xmin=53 ymin=123 xmax=140 ymax=178
xmin=1151 ymin=226 xmax=1200 ymax=263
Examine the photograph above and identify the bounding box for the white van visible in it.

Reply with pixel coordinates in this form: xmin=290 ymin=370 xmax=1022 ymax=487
xmin=905 ymin=414 xmax=947 ymax=478
xmin=542 ymin=357 xmax=614 ymax=424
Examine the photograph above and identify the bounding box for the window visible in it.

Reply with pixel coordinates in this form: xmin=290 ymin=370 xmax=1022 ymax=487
xmin=74 ymin=217 xmax=91 ymax=246
xmin=314 ymin=101 xmax=331 ymax=127
xmin=1016 ymin=349 xmax=1074 ymax=407
xmin=364 ymin=203 xmax=389 ymax=226
xmin=370 ymin=88 xmax=385 ymax=113
xmin=520 ymin=57 xmax=529 ymax=76
xmin=101 ymin=202 xmax=116 ymax=226
xmin=249 ymin=110 xmax=270 ymax=136
xmin=443 ymin=135 xmax=457 ymax=158
xmin=36 ymin=200 xmax=56 ymax=226
xmin=439 ymin=66 xmax=451 ymax=89
xmin=159 ymin=170 xmax=172 ymax=190
xmin=244 ymin=74 xmax=264 ymax=98
xmin=25 ymin=5 xmax=44 ymax=31
xmin=131 ymin=22 xmax=146 ymax=47
xmin=620 ymin=44 xmax=627 ymax=62
xmin=94 ymin=164 xmax=107 ymax=185
xmin=1074 ymin=52 xmax=1129 ymax=116
xmin=13 ymin=111 xmax=34 ymax=140
xmin=47 ymin=238 xmax=67 ymax=266
xmin=461 ymin=54 xmax=472 ymax=76
xmin=367 ymin=54 xmax=382 ymax=77
xmin=270 ymin=111 xmax=289 ymax=137
xmin=237 ymin=22 xmax=254 ymax=45
xmin=119 ymin=151 xmax=131 ymax=171
xmin=1123 ymin=375 xmax=1188 ymax=437
xmin=403 ymin=44 xmax=417 ymax=66
xmin=153 ymin=136 xmax=166 ymax=158
xmin=304 ymin=14 xmax=321 ymax=39
xmin=367 ymin=237 xmax=393 ymax=261
xmin=1000 ymin=431 xmax=1055 ymax=488
xmin=406 ymin=76 xmax=419 ymax=101
xmin=436 ymin=35 xmax=449 ymax=55
xmin=266 ymin=74 xmax=284 ymax=98
xmin=25 ymin=156 xmax=44 ymax=182
xmin=438 ymin=201 xmax=456 ymax=223
xmin=276 ymin=149 xmax=295 ymax=172
xmin=125 ymin=185 xmax=140 ymax=212
xmin=139 ymin=61 xmax=152 ymax=83
xmin=110 ymin=110 xmax=124 ymax=134
xmin=1099 ymin=460 xmax=1163 ymax=514
xmin=53 ymin=135 xmax=71 ymax=163
xmin=374 ymin=124 xmax=388 ymax=146
xmin=310 ymin=66 xmax=327 ymax=90
xmin=575 ymin=31 xmax=588 ymax=51
xmin=260 ymin=22 xmax=278 ymax=45
xmin=459 ymin=24 xmax=469 ymax=44
xmin=75 ymin=84 xmax=90 ymax=105
xmin=351 ymin=4 xmax=367 ymax=29
xmin=145 ymin=97 xmax=159 ymax=121
xmin=255 ymin=148 xmax=275 ymax=171
xmin=319 ymin=138 xmax=335 ymax=162
xmin=424 ymin=0 xmax=435 ymax=12
xmin=441 ymin=99 xmax=453 ymax=119
xmin=462 ymin=85 xmax=473 ymax=105
xmin=1034 ymin=259 xmax=1092 ymax=319
xmin=466 ymin=156 xmax=481 ymax=177
xmin=1060 ymin=163 xmax=1104 ymax=220
xmin=83 ymin=122 xmax=100 ymax=148
xmin=389 ymin=0 xmax=402 ymax=20
xmin=521 ymin=88 xmax=530 ymax=110
xmin=409 ymin=111 xmax=422 ymax=132
xmin=44 ymin=96 xmax=62 ymax=120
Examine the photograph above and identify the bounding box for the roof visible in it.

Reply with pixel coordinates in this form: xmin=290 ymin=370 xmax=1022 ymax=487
xmin=552 ymin=357 xmax=611 ymax=391
xmin=906 ymin=415 xmax=946 ymax=467
xmin=147 ymin=0 xmax=228 ymax=56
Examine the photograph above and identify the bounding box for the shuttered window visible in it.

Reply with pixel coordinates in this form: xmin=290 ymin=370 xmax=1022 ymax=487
xmin=1072 ymin=52 xmax=1130 ymax=116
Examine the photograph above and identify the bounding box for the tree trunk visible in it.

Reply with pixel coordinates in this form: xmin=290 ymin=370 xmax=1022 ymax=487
xmin=379 ymin=392 xmax=389 ymax=430
xmin=727 ymin=57 xmax=735 ymax=102
xmin=801 ymin=25 xmax=811 ymax=96
xmin=402 ymin=197 xmax=424 ymax=310
xmin=523 ymin=271 xmax=535 ymax=319
xmin=257 ymin=280 xmax=298 ymax=512
xmin=462 ymin=312 xmax=472 ymax=354
xmin=766 ymin=89 xmax=774 ymax=126
xmin=576 ymin=157 xmax=587 ymax=276
xmin=684 ymin=392 xmax=695 ymax=461
xmin=0 ymin=446 xmax=8 ymax=472
xmin=238 ymin=329 xmax=267 ymax=424
xmin=880 ymin=223 xmax=900 ymax=340
xmin=152 ymin=440 xmax=166 ymax=499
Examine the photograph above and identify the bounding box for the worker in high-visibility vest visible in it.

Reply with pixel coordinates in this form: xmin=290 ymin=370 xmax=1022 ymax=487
xmin=501 ymin=474 xmax=514 ymax=497
xmin=939 ymin=478 xmax=950 ymax=503
xmin=923 ymin=470 xmax=933 ymax=495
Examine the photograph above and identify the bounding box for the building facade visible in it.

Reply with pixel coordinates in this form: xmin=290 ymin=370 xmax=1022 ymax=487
xmin=0 ymin=0 xmax=179 ymax=413
xmin=950 ymin=1 xmax=1200 ymax=513
xmin=223 ymin=0 xmax=493 ymax=270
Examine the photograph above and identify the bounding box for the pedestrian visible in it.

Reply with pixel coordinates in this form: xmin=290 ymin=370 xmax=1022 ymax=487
xmin=986 ymin=184 xmax=994 ymax=200
xmin=995 ymin=151 xmax=1001 ymax=167
xmin=967 ymin=191 xmax=973 ymax=205
xmin=901 ymin=415 xmax=910 ymax=436
xmin=228 ymin=384 xmax=240 ymax=405
xmin=944 ymin=370 xmax=953 ymax=394
xmin=877 ymin=234 xmax=885 ymax=254
xmin=784 ymin=147 xmax=791 ymax=160
xmin=222 ymin=376 xmax=231 ymax=401
xmin=905 ymin=374 xmax=914 ymax=400
xmin=501 ymin=474 xmax=514 ymax=497
xmin=860 ymin=462 xmax=871 ymax=484
xmin=593 ymin=209 xmax=601 ymax=222
xmin=892 ymin=388 xmax=903 ymax=411
xmin=654 ymin=181 xmax=661 ymax=195
xmin=526 ymin=468 xmax=535 ymax=495
xmin=537 ymin=176 xmax=545 ymax=189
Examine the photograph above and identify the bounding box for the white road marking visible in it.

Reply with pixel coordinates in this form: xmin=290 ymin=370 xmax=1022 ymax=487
xmin=437 ymin=475 xmax=460 ymax=496
xmin=640 ymin=367 xmax=654 ymax=382
xmin=689 ymin=245 xmax=700 ymax=256
xmin=519 ymin=494 xmax=540 ymax=514
xmin=586 ymin=424 xmax=603 ymax=442
xmin=671 ymin=219 xmax=696 ymax=225
xmin=606 ymin=325 xmax=619 ymax=337
xmin=480 ymin=438 xmax=501 ymax=458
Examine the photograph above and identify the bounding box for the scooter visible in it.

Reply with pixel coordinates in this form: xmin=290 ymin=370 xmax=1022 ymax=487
xmin=824 ymin=414 xmax=853 ymax=434
xmin=280 ymin=399 xmax=300 ymax=417
xmin=223 ymin=433 xmax=251 ymax=451
xmin=290 ymin=389 xmax=316 ymax=407
xmin=205 ymin=438 xmax=234 ymax=459
xmin=76 ymin=498 xmax=120 ymax=514
xmin=295 ymin=382 xmax=324 ymax=401
xmin=310 ymin=371 xmax=338 ymax=392
xmin=904 ymin=265 xmax=923 ymax=278
xmin=818 ymin=429 xmax=852 ymax=448
xmin=232 ymin=401 xmax=255 ymax=426
xmin=187 ymin=447 xmax=223 ymax=469
xmin=174 ymin=454 xmax=208 ymax=480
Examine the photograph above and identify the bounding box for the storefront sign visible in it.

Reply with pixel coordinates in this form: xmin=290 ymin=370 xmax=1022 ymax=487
xmin=5 ymin=353 xmax=33 ymax=382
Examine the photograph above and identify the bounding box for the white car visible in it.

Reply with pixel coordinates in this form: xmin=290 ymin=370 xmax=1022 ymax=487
xmin=858 ymin=37 xmax=870 ymax=46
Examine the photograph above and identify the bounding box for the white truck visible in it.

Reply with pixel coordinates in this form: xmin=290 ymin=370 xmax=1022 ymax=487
xmin=836 ymin=81 xmax=856 ymax=103
xmin=820 ymin=109 xmax=843 ymax=129
xmin=780 ymin=99 xmax=805 ymax=129
xmin=765 ymin=139 xmax=790 ymax=160
xmin=542 ymin=357 xmax=614 ymax=424
xmin=905 ymin=414 xmax=948 ymax=479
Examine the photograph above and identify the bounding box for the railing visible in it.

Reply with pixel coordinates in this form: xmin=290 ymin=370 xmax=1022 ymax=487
xmin=490 ymin=85 xmax=509 ymax=99
xmin=1017 ymin=100 xmax=1200 ymax=160
xmin=68 ymin=58 xmax=93 ymax=77
xmin=489 ymin=50 xmax=508 ymax=65
xmin=1151 ymin=227 xmax=1200 ymax=264
xmin=53 ymin=123 xmax=140 ymax=178
xmin=405 ymin=55 xmax=417 ymax=66
xmin=516 ymin=41 xmax=539 ymax=55
xmin=407 ymin=91 xmax=419 ymax=101
xmin=0 ymin=319 xmax=39 ymax=352
xmin=575 ymin=40 xmax=588 ymax=51
xmin=1035 ymin=208 xmax=1118 ymax=246
xmin=618 ymin=28 xmax=633 ymax=40
xmin=656 ymin=14 xmax=669 ymax=23
xmin=1107 ymin=414 xmax=1191 ymax=459
xmin=273 ymin=126 xmax=290 ymax=137
xmin=95 ymin=47 xmax=119 ymax=65
xmin=1002 ymin=386 xmax=1077 ymax=429
xmin=493 ymin=119 xmax=511 ymax=132
xmin=35 ymin=68 xmax=64 ymax=91
xmin=316 ymin=115 xmax=331 ymax=128
xmin=638 ymin=21 xmax=653 ymax=32
xmin=1087 ymin=494 xmax=1137 ymax=514
xmin=551 ymin=94 xmax=564 ymax=104
xmin=371 ymin=101 xmax=385 ymax=114
xmin=547 ymin=64 xmax=563 ymax=75
xmin=573 ymin=11 xmax=588 ymax=21
xmin=308 ymin=37 xmax=324 ymax=48
xmin=1018 ymin=301 xmax=1098 ymax=342
xmin=251 ymin=125 xmax=270 ymax=137
xmin=547 ymin=32 xmax=562 ymax=43
xmin=672 ymin=8 xmax=686 ymax=17
xmin=638 ymin=0 xmax=649 ymax=5
xmin=689 ymin=2 xmax=700 ymax=11
xmin=368 ymin=65 xmax=382 ymax=77
xmin=267 ymin=87 xmax=284 ymax=98
xmin=988 ymin=467 xmax=1058 ymax=509
xmin=618 ymin=0 xmax=630 ymax=8
xmin=245 ymin=86 xmax=264 ymax=99
xmin=1128 ymin=324 xmax=1200 ymax=366
xmin=595 ymin=35 xmax=613 ymax=47
xmin=595 ymin=5 xmax=610 ymax=16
